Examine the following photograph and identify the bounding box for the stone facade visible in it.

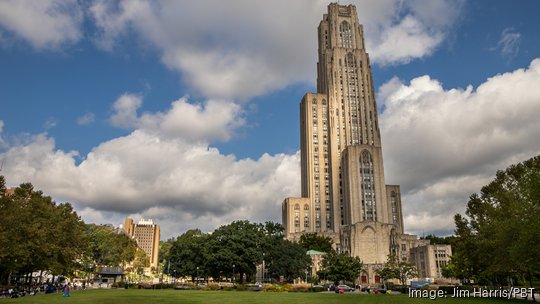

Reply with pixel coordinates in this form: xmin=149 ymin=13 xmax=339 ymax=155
xmin=410 ymin=244 xmax=452 ymax=279
xmin=282 ymin=2 xmax=404 ymax=285
xmin=282 ymin=2 xmax=448 ymax=286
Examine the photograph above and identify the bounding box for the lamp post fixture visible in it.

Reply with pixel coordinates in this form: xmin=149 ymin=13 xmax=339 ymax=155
xmin=232 ymin=264 xmax=235 ymax=285
xmin=262 ymin=252 xmax=265 ymax=284
xmin=196 ymin=266 xmax=199 ymax=285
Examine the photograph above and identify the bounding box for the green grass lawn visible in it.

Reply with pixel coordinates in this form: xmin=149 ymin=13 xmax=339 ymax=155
xmin=1 ymin=289 xmax=529 ymax=304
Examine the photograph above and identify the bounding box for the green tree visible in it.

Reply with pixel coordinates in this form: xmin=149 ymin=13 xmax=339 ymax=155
xmin=259 ymin=222 xmax=311 ymax=283
xmin=169 ymin=229 xmax=209 ymax=282
xmin=158 ymin=238 xmax=175 ymax=276
xmin=452 ymin=155 xmax=540 ymax=292
xmin=84 ymin=224 xmax=137 ymax=268
xmin=133 ymin=250 xmax=150 ymax=275
xmin=0 ymin=180 xmax=87 ymax=284
xmin=299 ymin=233 xmax=335 ymax=253
xmin=377 ymin=254 xmax=418 ymax=286
xmin=320 ymin=252 xmax=362 ymax=285
xmin=206 ymin=221 xmax=264 ymax=283
xmin=420 ymin=234 xmax=456 ymax=245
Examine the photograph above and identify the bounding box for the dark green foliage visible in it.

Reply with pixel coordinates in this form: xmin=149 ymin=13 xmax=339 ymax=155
xmin=319 ymin=251 xmax=362 ymax=285
xmin=298 ymin=233 xmax=335 ymax=253
xmin=420 ymin=234 xmax=456 ymax=245
xmin=169 ymin=229 xmax=209 ymax=282
xmin=264 ymin=238 xmax=311 ymax=283
xmin=84 ymin=224 xmax=137 ymax=268
xmin=452 ymin=155 xmax=540 ymax=289
xmin=167 ymin=221 xmax=311 ymax=283
xmin=0 ymin=179 xmax=87 ymax=284
xmin=206 ymin=220 xmax=263 ymax=283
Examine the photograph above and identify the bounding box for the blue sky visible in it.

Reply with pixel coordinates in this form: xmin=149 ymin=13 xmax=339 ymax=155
xmin=1 ymin=0 xmax=540 ymax=239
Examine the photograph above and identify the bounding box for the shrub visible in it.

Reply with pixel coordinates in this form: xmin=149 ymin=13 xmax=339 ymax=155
xmin=264 ymin=284 xmax=283 ymax=292
xmin=288 ymin=284 xmax=311 ymax=292
xmin=174 ymin=284 xmax=194 ymax=290
xmin=152 ymin=283 xmax=174 ymax=289
xmin=206 ymin=283 xmax=220 ymax=290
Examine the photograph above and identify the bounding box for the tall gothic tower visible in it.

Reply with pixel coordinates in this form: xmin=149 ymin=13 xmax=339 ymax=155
xmin=283 ymin=3 xmax=405 ymax=281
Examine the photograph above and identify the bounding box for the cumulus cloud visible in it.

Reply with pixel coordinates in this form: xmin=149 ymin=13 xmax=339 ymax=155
xmin=88 ymin=0 xmax=463 ymax=100
xmin=77 ymin=113 xmax=96 ymax=126
xmin=360 ymin=0 xmax=463 ymax=65
xmin=380 ymin=58 xmax=540 ymax=235
xmin=0 ymin=0 xmax=463 ymax=98
xmin=109 ymin=94 xmax=143 ymax=129
xmin=0 ymin=0 xmax=83 ymax=49
xmin=0 ymin=96 xmax=299 ymax=237
xmin=109 ymin=94 xmax=244 ymax=142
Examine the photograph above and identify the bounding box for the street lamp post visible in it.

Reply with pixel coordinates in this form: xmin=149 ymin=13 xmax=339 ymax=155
xmin=196 ymin=267 xmax=199 ymax=285
xmin=262 ymin=253 xmax=265 ymax=284
xmin=232 ymin=264 xmax=235 ymax=285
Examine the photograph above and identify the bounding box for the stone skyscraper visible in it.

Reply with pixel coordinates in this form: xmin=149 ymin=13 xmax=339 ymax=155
xmin=283 ymin=3 xmax=405 ymax=283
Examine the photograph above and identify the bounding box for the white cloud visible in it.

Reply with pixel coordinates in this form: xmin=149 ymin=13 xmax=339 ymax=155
xmin=497 ymin=27 xmax=521 ymax=59
xmin=89 ymin=0 xmax=463 ymax=100
xmin=109 ymin=94 xmax=244 ymax=142
xmin=0 ymin=0 xmax=83 ymax=49
xmin=77 ymin=113 xmax=96 ymax=125
xmin=367 ymin=15 xmax=443 ymax=65
xmin=43 ymin=117 xmax=57 ymax=130
xmin=109 ymin=94 xmax=143 ymax=129
xmin=0 ymin=97 xmax=299 ymax=238
xmin=380 ymin=58 xmax=540 ymax=235
xmin=0 ymin=0 xmax=464 ymax=99
xmin=359 ymin=0 xmax=463 ymax=65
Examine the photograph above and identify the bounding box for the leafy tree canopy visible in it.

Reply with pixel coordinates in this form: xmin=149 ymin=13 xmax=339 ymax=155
xmin=299 ymin=233 xmax=335 ymax=254
xmin=452 ymin=155 xmax=540 ymax=288
xmin=319 ymin=252 xmax=362 ymax=285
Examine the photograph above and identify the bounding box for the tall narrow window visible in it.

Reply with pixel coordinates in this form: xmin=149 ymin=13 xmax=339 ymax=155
xmin=303 ymin=204 xmax=310 ymax=229
xmin=360 ymin=150 xmax=376 ymax=221
xmin=294 ymin=204 xmax=300 ymax=232
xmin=339 ymin=21 xmax=352 ymax=48
xmin=391 ymin=191 xmax=398 ymax=224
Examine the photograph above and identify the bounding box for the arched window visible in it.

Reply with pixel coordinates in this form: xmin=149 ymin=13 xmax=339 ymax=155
xmin=339 ymin=21 xmax=352 ymax=48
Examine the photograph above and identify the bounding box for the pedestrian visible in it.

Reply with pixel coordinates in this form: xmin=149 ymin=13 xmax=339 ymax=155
xmin=63 ymin=283 xmax=70 ymax=298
